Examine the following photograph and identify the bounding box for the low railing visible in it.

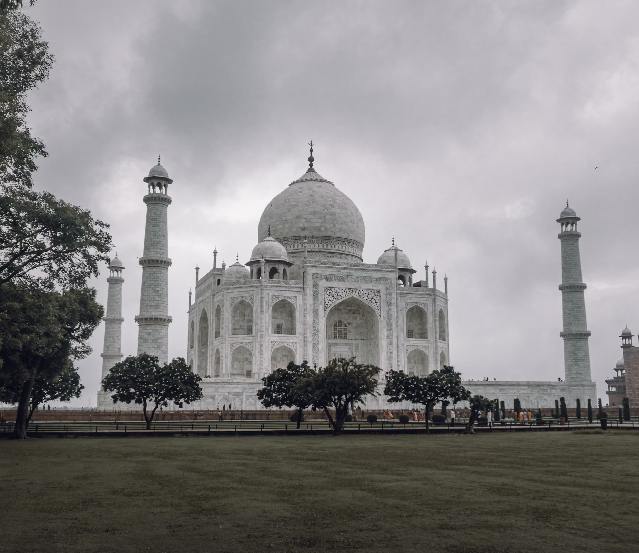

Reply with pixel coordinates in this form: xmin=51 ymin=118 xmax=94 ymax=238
xmin=1 ymin=417 xmax=637 ymax=435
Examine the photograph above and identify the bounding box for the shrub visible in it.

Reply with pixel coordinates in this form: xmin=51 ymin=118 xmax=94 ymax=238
xmin=432 ymin=414 xmax=446 ymax=425
xmin=477 ymin=416 xmax=488 ymax=426
xmin=367 ymin=414 xmax=378 ymax=424
xmin=345 ymin=414 xmax=353 ymax=423
xmin=398 ymin=414 xmax=410 ymax=424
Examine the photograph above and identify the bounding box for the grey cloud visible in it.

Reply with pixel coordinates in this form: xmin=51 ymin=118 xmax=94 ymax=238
xmin=23 ymin=0 xmax=639 ymax=404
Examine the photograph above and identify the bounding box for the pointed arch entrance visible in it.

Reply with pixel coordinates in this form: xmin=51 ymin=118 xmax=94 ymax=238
xmin=325 ymin=297 xmax=379 ymax=366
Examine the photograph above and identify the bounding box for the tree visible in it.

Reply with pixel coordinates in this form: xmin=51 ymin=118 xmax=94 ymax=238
xmin=102 ymin=355 xmax=203 ymax=430
xmin=493 ymin=398 xmax=501 ymax=422
xmin=587 ymin=398 xmax=593 ymax=423
xmin=514 ymin=398 xmax=522 ymax=418
xmin=303 ymin=358 xmax=380 ymax=433
xmin=467 ymin=395 xmax=492 ymax=433
xmin=623 ymin=397 xmax=630 ymax=422
xmin=1 ymin=1 xmax=53 ymax=189
xmin=559 ymin=397 xmax=568 ymax=421
xmin=1 ymin=360 xmax=83 ymax=424
xmin=28 ymin=362 xmax=82 ymax=423
xmin=0 ymin=284 xmax=102 ymax=438
xmin=0 ymin=186 xmax=112 ymax=289
xmin=576 ymin=398 xmax=581 ymax=419
xmin=257 ymin=361 xmax=315 ymax=429
xmin=385 ymin=365 xmax=469 ymax=432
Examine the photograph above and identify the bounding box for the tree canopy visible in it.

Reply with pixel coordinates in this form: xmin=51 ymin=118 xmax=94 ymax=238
xmin=257 ymin=360 xmax=315 ymax=429
xmin=384 ymin=365 xmax=469 ymax=431
xmin=102 ymin=355 xmax=203 ymax=429
xmin=0 ymin=186 xmax=112 ymax=289
xmin=0 ymin=1 xmax=52 ymax=188
xmin=0 ymin=284 xmax=102 ymax=437
xmin=304 ymin=358 xmax=380 ymax=433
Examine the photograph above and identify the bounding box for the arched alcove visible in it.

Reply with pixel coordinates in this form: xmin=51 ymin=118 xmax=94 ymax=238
xmin=407 ymin=349 xmax=428 ymax=376
xmin=440 ymin=351 xmax=447 ymax=368
xmin=271 ymin=345 xmax=295 ymax=371
xmin=197 ymin=310 xmax=209 ymax=376
xmin=189 ymin=320 xmax=195 ymax=349
xmin=231 ymin=346 xmax=252 ymax=378
xmin=214 ymin=305 xmax=221 ymax=338
xmin=272 ymin=299 xmax=296 ymax=335
xmin=438 ymin=309 xmax=446 ymax=341
xmin=269 ymin=267 xmax=279 ymax=280
xmin=214 ymin=349 xmax=221 ymax=377
xmin=406 ymin=306 xmax=427 ymax=339
xmin=231 ymin=300 xmax=253 ymax=335
xmin=325 ymin=297 xmax=379 ymax=366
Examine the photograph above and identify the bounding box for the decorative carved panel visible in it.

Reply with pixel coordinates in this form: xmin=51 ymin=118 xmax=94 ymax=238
xmin=324 ymin=287 xmax=381 ymax=317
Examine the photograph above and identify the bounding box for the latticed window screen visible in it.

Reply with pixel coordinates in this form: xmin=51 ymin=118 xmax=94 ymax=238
xmin=275 ymin=323 xmax=283 ymax=335
xmin=333 ymin=320 xmax=348 ymax=339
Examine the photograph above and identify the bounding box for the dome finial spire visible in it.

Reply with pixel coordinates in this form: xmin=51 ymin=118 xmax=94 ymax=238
xmin=307 ymin=140 xmax=314 ymax=170
xmin=157 ymin=154 xmax=161 ymax=165
xmin=566 ymin=199 xmax=569 ymax=208
xmin=267 ymin=225 xmax=271 ymax=237
xmin=392 ymin=236 xmax=395 ymax=247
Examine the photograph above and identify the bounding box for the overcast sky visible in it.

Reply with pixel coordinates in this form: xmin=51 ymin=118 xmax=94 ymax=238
xmin=24 ymin=0 xmax=639 ymax=406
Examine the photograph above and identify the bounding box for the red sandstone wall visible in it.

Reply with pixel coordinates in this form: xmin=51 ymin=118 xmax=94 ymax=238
xmin=622 ymin=347 xmax=639 ymax=409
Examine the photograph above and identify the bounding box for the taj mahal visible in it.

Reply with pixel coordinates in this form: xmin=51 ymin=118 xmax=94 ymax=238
xmin=98 ymin=145 xmax=596 ymax=410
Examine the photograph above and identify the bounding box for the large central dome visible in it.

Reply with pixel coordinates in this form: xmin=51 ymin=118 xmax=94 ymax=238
xmin=258 ymin=166 xmax=365 ymax=265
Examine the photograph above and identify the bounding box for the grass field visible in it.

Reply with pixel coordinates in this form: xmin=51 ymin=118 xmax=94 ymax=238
xmin=1 ymin=432 xmax=638 ymax=553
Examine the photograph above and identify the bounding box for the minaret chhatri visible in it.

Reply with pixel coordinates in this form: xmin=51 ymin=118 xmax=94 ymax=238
xmin=557 ymin=201 xmax=592 ymax=383
xmin=100 ymin=254 xmax=125 ymax=379
xmin=135 ymin=157 xmax=173 ymax=363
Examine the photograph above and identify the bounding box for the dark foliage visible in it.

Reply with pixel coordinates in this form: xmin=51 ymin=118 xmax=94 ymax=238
xmin=102 ymin=354 xmax=203 ymax=430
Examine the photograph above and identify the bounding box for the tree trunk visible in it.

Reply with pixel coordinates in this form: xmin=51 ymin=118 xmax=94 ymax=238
xmin=466 ymin=406 xmax=476 ymax=434
xmin=296 ymin=407 xmax=302 ymax=429
xmin=425 ymin=405 xmax=430 ymax=433
xmin=27 ymin=403 xmax=37 ymax=426
xmin=143 ymin=400 xmax=152 ymax=430
xmin=323 ymin=407 xmax=336 ymax=431
xmin=14 ymin=375 xmax=35 ymax=439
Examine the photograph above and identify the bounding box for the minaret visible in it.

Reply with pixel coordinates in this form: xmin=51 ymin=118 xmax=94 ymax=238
xmin=98 ymin=255 xmax=124 ymax=407
xmin=135 ymin=157 xmax=173 ymax=363
xmin=557 ymin=201 xmax=592 ymax=382
xmin=100 ymin=255 xmax=125 ymax=378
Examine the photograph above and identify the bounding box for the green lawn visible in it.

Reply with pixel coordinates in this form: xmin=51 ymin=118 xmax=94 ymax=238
xmin=1 ymin=432 xmax=637 ymax=553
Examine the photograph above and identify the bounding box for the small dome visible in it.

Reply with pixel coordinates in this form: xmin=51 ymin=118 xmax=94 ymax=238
xmin=377 ymin=242 xmax=414 ymax=272
xmin=109 ymin=255 xmax=124 ymax=269
xmin=559 ymin=202 xmax=577 ymax=219
xmin=225 ymin=260 xmax=249 ymax=280
xmin=249 ymin=235 xmax=289 ymax=263
xmin=621 ymin=326 xmax=633 ymax=337
xmin=616 ymin=359 xmax=625 ymax=369
xmin=149 ymin=163 xmax=168 ymax=178
xmin=143 ymin=156 xmax=173 ymax=183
